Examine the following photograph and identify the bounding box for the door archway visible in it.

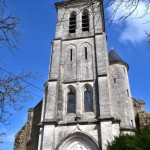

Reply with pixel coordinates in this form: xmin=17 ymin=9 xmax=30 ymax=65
xmin=56 ymin=132 xmax=99 ymax=150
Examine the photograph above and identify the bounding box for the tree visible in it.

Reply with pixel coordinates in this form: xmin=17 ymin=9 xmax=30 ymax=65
xmin=0 ymin=0 xmax=38 ymax=124
xmin=146 ymin=32 xmax=150 ymax=45
xmin=105 ymin=0 xmax=150 ymax=20
xmin=0 ymin=0 xmax=20 ymax=50
xmin=107 ymin=127 xmax=150 ymax=150
xmin=56 ymin=0 xmax=150 ymax=21
xmin=53 ymin=0 xmax=150 ymax=44
xmin=0 ymin=70 xmax=35 ymax=124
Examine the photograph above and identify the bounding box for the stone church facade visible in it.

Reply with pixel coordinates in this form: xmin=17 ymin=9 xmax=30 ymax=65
xmin=14 ymin=0 xmax=149 ymax=149
xmin=14 ymin=98 xmax=149 ymax=150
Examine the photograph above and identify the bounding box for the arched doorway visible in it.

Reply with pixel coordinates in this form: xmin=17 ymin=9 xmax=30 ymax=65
xmin=56 ymin=132 xmax=99 ymax=150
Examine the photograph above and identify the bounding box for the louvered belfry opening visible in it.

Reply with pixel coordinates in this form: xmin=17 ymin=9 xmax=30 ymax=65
xmin=82 ymin=10 xmax=89 ymax=32
xmin=69 ymin=12 xmax=76 ymax=33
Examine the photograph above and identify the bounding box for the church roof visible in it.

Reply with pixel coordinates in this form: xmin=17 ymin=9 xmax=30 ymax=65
xmin=108 ymin=49 xmax=129 ymax=70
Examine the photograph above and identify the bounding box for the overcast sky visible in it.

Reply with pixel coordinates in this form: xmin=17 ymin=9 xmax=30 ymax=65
xmin=0 ymin=0 xmax=150 ymax=149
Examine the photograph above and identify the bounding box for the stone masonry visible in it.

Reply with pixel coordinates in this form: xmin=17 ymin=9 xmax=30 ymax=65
xmin=13 ymin=0 xmax=146 ymax=150
xmin=38 ymin=0 xmax=135 ymax=150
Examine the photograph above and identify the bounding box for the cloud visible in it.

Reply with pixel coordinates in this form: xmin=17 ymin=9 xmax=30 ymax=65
xmin=6 ymin=133 xmax=16 ymax=143
xmin=0 ymin=134 xmax=14 ymax=150
xmin=0 ymin=126 xmax=16 ymax=145
xmin=1 ymin=131 xmax=15 ymax=143
xmin=107 ymin=1 xmax=150 ymax=44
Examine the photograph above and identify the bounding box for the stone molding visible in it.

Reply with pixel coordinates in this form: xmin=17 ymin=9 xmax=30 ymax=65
xmin=56 ymin=131 xmax=99 ymax=150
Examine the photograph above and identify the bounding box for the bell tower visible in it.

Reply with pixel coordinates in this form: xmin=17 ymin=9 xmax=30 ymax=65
xmin=38 ymin=0 xmax=135 ymax=150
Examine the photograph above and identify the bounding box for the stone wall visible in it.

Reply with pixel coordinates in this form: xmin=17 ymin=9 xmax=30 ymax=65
xmin=14 ymin=125 xmax=27 ymax=150
xmin=132 ymin=97 xmax=150 ymax=128
xmin=14 ymin=100 xmax=42 ymax=150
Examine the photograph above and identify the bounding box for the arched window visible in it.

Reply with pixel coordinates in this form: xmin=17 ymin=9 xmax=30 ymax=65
xmin=67 ymin=86 xmax=76 ymax=113
xmin=82 ymin=10 xmax=89 ymax=32
xmin=69 ymin=12 xmax=76 ymax=33
xmin=84 ymin=85 xmax=93 ymax=112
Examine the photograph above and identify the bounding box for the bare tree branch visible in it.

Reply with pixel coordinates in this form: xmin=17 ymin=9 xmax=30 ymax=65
xmin=0 ymin=0 xmax=40 ymax=126
xmin=0 ymin=15 xmax=20 ymax=51
xmin=0 ymin=70 xmax=36 ymax=124
xmin=0 ymin=0 xmax=19 ymax=51
xmin=105 ymin=0 xmax=150 ymax=21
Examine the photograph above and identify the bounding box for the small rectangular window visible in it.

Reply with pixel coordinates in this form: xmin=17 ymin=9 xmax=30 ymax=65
xmin=123 ymin=67 xmax=126 ymax=74
xmin=85 ymin=47 xmax=87 ymax=60
xmin=127 ymin=89 xmax=129 ymax=97
xmin=70 ymin=49 xmax=72 ymax=61
xmin=114 ymin=78 xmax=116 ymax=83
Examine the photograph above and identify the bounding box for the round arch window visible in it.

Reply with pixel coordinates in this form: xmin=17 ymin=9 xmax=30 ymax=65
xmin=84 ymin=86 xmax=93 ymax=112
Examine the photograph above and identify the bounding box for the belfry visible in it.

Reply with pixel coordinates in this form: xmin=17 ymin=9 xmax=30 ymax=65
xmin=37 ymin=0 xmax=135 ymax=150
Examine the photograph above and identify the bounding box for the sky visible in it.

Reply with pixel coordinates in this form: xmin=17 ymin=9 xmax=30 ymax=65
xmin=0 ymin=0 xmax=150 ymax=149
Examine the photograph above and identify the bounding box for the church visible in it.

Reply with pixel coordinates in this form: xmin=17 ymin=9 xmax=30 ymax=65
xmin=14 ymin=0 xmax=148 ymax=149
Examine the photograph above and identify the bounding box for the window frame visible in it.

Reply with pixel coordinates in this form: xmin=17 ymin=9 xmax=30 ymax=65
xmin=66 ymin=85 xmax=76 ymax=114
xmin=69 ymin=12 xmax=76 ymax=33
xmin=85 ymin=47 xmax=88 ymax=60
xmin=70 ymin=49 xmax=73 ymax=61
xmin=82 ymin=10 xmax=89 ymax=32
xmin=83 ymin=84 xmax=93 ymax=113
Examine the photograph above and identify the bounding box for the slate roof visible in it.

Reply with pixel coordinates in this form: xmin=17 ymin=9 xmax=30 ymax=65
xmin=108 ymin=49 xmax=129 ymax=70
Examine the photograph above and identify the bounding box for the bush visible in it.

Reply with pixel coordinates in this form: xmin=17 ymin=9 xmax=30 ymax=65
xmin=107 ymin=128 xmax=150 ymax=150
